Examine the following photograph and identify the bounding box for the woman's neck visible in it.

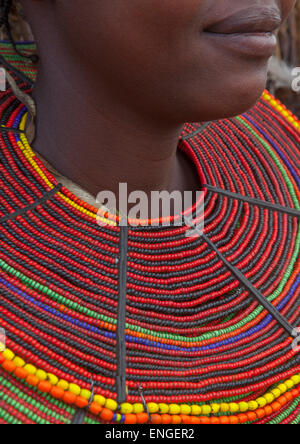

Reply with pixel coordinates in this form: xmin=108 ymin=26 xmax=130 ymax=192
xmin=32 ymin=59 xmax=200 ymax=203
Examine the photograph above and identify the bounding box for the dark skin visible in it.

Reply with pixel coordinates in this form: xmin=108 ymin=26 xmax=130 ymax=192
xmin=20 ymin=0 xmax=295 ymax=206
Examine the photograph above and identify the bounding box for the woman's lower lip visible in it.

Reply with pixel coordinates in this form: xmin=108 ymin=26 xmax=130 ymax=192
xmin=204 ymin=32 xmax=277 ymax=58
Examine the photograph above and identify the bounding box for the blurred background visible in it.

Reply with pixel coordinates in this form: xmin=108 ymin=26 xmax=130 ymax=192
xmin=1 ymin=0 xmax=300 ymax=117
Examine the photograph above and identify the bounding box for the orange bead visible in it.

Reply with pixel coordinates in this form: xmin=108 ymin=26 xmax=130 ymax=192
xmin=14 ymin=367 xmax=28 ymax=380
xmin=89 ymin=402 xmax=103 ymax=416
xmin=190 ymin=416 xmax=201 ymax=424
xmin=219 ymin=416 xmax=230 ymax=425
xmin=200 ymin=416 xmax=210 ymax=425
xmin=151 ymin=414 xmax=162 ymax=424
xmin=100 ymin=408 xmax=114 ymax=422
xmin=285 ymin=392 xmax=293 ymax=402
xmin=136 ymin=413 xmax=149 ymax=424
xmin=124 ymin=414 xmax=137 ymax=425
xmin=210 ymin=417 xmax=220 ymax=425
xmin=181 ymin=415 xmax=191 ymax=424
xmin=50 ymin=386 xmax=64 ymax=400
xmin=256 ymin=409 xmax=265 ymax=419
xmin=229 ymin=416 xmax=239 ymax=425
xmin=247 ymin=412 xmax=257 ymax=422
xmin=26 ymin=374 xmax=39 ymax=387
xmin=63 ymin=391 xmax=77 ymax=405
xmin=278 ymin=396 xmax=287 ymax=407
xmin=38 ymin=380 xmax=52 ymax=393
xmin=172 ymin=415 xmax=182 ymax=424
xmin=271 ymin=402 xmax=281 ymax=413
xmin=161 ymin=414 xmax=172 ymax=424
xmin=2 ymin=360 xmax=16 ymax=373
xmin=264 ymin=406 xmax=273 ymax=416
xmin=237 ymin=413 xmax=248 ymax=424
xmin=75 ymin=396 xmax=89 ymax=409
xmin=291 ymin=389 xmax=299 ymax=398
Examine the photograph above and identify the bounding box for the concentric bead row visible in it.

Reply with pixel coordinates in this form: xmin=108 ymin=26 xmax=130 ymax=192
xmin=0 ymin=43 xmax=299 ymax=424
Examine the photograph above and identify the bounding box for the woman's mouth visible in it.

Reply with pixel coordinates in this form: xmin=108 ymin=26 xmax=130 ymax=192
xmin=203 ymin=6 xmax=282 ymax=57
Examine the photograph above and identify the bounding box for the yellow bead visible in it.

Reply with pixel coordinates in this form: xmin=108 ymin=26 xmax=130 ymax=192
xmin=47 ymin=373 xmax=58 ymax=386
xmin=271 ymin=388 xmax=281 ymax=398
xmin=133 ymin=403 xmax=144 ymax=414
xmin=248 ymin=401 xmax=258 ymax=411
xmin=158 ymin=403 xmax=169 ymax=414
xmin=238 ymin=402 xmax=249 ymax=412
xmin=3 ymin=349 xmax=15 ymax=361
xmin=24 ymin=364 xmax=37 ymax=375
xmin=13 ymin=357 xmax=25 ymax=368
xmin=81 ymin=389 xmax=92 ymax=400
xmin=94 ymin=395 xmax=106 ymax=406
xmin=36 ymin=369 xmax=47 ymax=381
xmin=57 ymin=379 xmax=69 ymax=391
xmin=147 ymin=403 xmax=159 ymax=414
xmin=229 ymin=403 xmax=239 ymax=413
xmin=120 ymin=403 xmax=133 ymax=414
xmin=191 ymin=405 xmax=202 ymax=416
xmin=278 ymin=384 xmax=287 ymax=394
xmin=291 ymin=375 xmax=300 ymax=385
xmin=68 ymin=383 xmax=81 ymax=395
xmin=169 ymin=404 xmax=181 ymax=415
xmin=115 ymin=414 xmax=122 ymax=423
xmin=211 ymin=403 xmax=220 ymax=414
xmin=180 ymin=405 xmax=192 ymax=415
xmin=264 ymin=393 xmax=274 ymax=403
xmin=220 ymin=403 xmax=229 ymax=413
xmin=201 ymin=405 xmax=212 ymax=415
xmin=285 ymin=380 xmax=294 ymax=390
xmin=105 ymin=399 xmax=118 ymax=411
xmin=257 ymin=397 xmax=267 ymax=408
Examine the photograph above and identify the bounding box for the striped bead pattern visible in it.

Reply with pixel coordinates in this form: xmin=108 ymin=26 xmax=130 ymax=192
xmin=0 ymin=41 xmax=36 ymax=81
xmin=0 ymin=42 xmax=299 ymax=424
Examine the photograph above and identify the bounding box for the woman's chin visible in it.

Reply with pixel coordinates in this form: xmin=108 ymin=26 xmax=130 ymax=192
xmin=186 ymin=69 xmax=269 ymax=123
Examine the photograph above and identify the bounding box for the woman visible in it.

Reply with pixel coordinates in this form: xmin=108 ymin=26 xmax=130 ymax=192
xmin=0 ymin=0 xmax=299 ymax=425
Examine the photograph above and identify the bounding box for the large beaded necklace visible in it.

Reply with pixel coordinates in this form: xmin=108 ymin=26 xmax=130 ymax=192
xmin=0 ymin=42 xmax=299 ymax=424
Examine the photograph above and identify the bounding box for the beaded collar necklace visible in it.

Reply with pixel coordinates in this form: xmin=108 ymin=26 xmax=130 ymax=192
xmin=0 ymin=45 xmax=300 ymax=424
